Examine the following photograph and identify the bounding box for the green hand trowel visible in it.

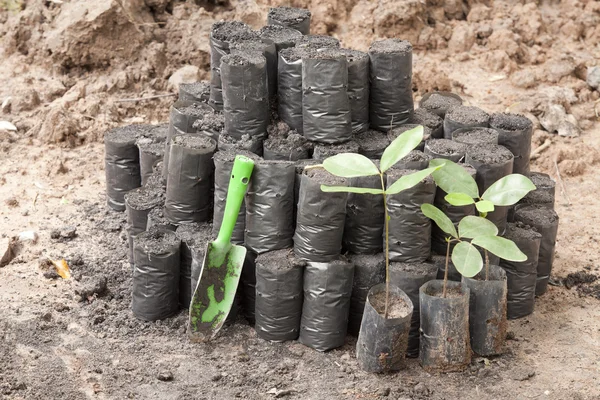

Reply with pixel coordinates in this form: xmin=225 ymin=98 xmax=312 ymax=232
xmin=188 ymin=155 xmax=255 ymax=342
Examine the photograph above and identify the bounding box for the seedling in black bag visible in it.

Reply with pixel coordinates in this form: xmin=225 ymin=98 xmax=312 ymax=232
xmin=421 ymin=158 xmax=536 ymax=293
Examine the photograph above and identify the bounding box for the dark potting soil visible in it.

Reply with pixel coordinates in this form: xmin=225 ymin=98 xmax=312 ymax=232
xmin=279 ymin=46 xmax=315 ymax=62
xmin=105 ymin=125 xmax=144 ymax=144
xmin=175 ymin=102 xmax=213 ymax=118
xmin=411 ymin=108 xmax=443 ymax=132
xmin=563 ymin=271 xmax=598 ymax=290
xmin=354 ymin=130 xmax=390 ymax=155
xmin=295 ymin=159 xmax=319 ymax=175
xmin=341 ymin=48 xmax=368 ymax=63
xmin=258 ymin=25 xmax=303 ymax=45
xmin=264 ymin=132 xmax=309 ymax=153
xmin=387 ymin=168 xmax=434 ymax=184
xmin=312 ymin=141 xmax=360 ymax=160
xmin=267 ymin=6 xmax=311 ymax=24
xmin=175 ymin=222 xmax=212 ymax=248
xmin=230 ymin=39 xmax=270 ymax=53
xmin=297 ymin=35 xmax=340 ymax=49
xmin=467 ymin=144 xmax=514 ymax=164
xmin=399 ymin=150 xmax=430 ymax=163
xmin=171 ymin=134 xmax=216 ymax=152
xmin=424 ymin=284 xmax=464 ymax=299
xmin=370 ymin=291 xmax=412 ymax=318
xmin=135 ymin=123 xmax=168 ymax=145
xmin=192 ymin=112 xmax=224 ymax=133
xmin=213 ymin=149 xmax=261 ymax=164
xmin=305 ymin=168 xmax=346 ymax=186
xmin=220 ymin=133 xmax=261 ymax=148
xmin=147 ymin=206 xmax=171 ymax=226
xmin=136 ymin=228 xmax=180 ymax=254
xmin=490 ymin=112 xmax=532 ymax=132
xmin=256 ymin=248 xmax=307 ymax=271
xmin=425 ymin=139 xmax=466 ymax=156
xmin=514 ymin=204 xmax=559 ymax=226
xmin=179 ymin=82 xmax=210 ymax=99
xmin=446 ymin=106 xmax=490 ymax=125
xmin=124 ymin=185 xmax=164 ymax=211
xmin=452 ymin=128 xmax=499 ymax=145
xmin=369 ymin=38 xmax=412 ymax=55
xmin=137 ymin=141 xmax=165 ymax=157
xmin=389 ymin=124 xmax=432 ymax=141
xmin=390 ymin=262 xmax=438 ymax=276
xmin=504 ymin=221 xmax=542 ymax=242
xmin=267 ymin=121 xmax=292 ymax=137
xmin=529 ymin=172 xmax=556 ymax=189
xmin=221 ymin=53 xmax=265 ymax=67
xmin=211 ymin=21 xmax=256 ymax=42
xmin=420 ymin=93 xmax=462 ymax=114
xmin=303 ymin=47 xmax=345 ymax=60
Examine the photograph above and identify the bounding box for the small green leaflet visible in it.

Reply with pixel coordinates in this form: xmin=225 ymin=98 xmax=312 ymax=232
xmin=379 ymin=126 xmax=423 ymax=173
xmin=430 ymin=159 xmax=479 ymax=199
xmin=421 ymin=203 xmax=458 ymax=239
xmin=481 ymin=174 xmax=536 ymax=206
xmin=452 ymin=241 xmax=483 ymax=278
xmin=320 ymin=185 xmax=384 ymax=194
xmin=445 ymin=192 xmax=475 ymax=206
xmin=385 ymin=165 xmax=442 ymax=195
xmin=322 ymin=153 xmax=380 ymax=178
xmin=458 ymin=216 xmax=498 ymax=239
xmin=476 ymin=200 xmax=495 ymax=213
xmin=472 ymin=235 xmax=527 ymax=262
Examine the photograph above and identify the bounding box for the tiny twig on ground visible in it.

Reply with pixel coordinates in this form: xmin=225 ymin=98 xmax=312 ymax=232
xmin=554 ymin=159 xmax=572 ymax=206
xmin=115 ymin=93 xmax=176 ymax=103
xmin=530 ymin=139 xmax=551 ymax=160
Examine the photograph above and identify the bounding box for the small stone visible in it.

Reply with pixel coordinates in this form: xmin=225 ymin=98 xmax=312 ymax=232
xmin=168 ymin=65 xmax=201 ymax=91
xmin=211 ymin=373 xmax=223 ymax=382
xmin=539 ymin=104 xmax=567 ymax=133
xmin=413 ymin=382 xmax=428 ymax=395
xmin=587 ymin=66 xmax=600 ymax=90
xmin=157 ymin=371 xmax=173 ymax=382
xmin=557 ymin=121 xmax=580 ymax=137
xmin=379 ymin=387 xmax=391 ymax=397
xmin=60 ymin=226 xmax=77 ymax=239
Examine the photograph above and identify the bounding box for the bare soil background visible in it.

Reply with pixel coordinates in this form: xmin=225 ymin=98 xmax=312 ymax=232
xmin=1 ymin=0 xmax=600 ymax=399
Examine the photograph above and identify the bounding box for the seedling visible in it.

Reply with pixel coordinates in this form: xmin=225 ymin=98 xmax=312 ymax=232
xmin=319 ymin=126 xmax=442 ymax=317
xmin=421 ymin=159 xmax=536 ymax=296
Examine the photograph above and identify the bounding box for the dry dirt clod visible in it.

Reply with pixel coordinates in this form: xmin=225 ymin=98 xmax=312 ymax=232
xmin=587 ymin=66 xmax=600 ymax=90
xmin=74 ymin=276 xmax=108 ymax=300
xmin=157 ymin=371 xmax=174 ymax=382
xmin=0 ymin=237 xmax=17 ymax=267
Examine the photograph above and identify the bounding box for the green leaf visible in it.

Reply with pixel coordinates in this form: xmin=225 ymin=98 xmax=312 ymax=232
xmin=320 ymin=185 xmax=384 ymax=195
xmin=475 ymin=200 xmax=495 ymax=213
xmin=421 ymin=203 xmax=458 ymax=239
xmin=472 ymin=235 xmax=527 ymax=262
xmin=430 ymin=159 xmax=479 ymax=199
xmin=445 ymin=192 xmax=475 ymax=206
xmin=481 ymin=174 xmax=536 ymax=206
xmin=452 ymin=241 xmax=483 ymax=278
xmin=458 ymin=216 xmax=498 ymax=239
xmin=385 ymin=166 xmax=441 ymax=195
xmin=322 ymin=153 xmax=380 ymax=178
xmin=380 ymin=125 xmax=424 ymax=172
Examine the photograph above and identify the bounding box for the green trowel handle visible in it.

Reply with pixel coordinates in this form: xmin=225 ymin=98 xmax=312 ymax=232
xmin=215 ymin=155 xmax=255 ymax=246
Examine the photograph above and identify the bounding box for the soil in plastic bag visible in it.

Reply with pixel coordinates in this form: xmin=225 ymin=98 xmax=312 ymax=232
xmin=386 ymin=169 xmax=436 ymax=262
xmin=176 ymin=222 xmax=212 ymax=308
xmin=278 ymin=47 xmax=316 ymax=133
xmin=165 ymin=134 xmax=216 ymax=225
xmin=255 ymin=249 xmax=307 ymax=341
xmin=105 ymin=125 xmax=143 ymax=211
xmin=312 ymin=140 xmax=360 ymax=161
xmin=341 ymin=49 xmax=369 ymax=134
xmin=132 ymin=228 xmax=181 ymax=321
xmin=355 ymin=130 xmax=390 ymax=160
xmin=490 ymin=112 xmax=533 ymax=176
xmin=443 ymin=105 xmax=489 ymax=139
xmin=500 ymin=222 xmax=541 ymax=319
xmin=452 ymin=127 xmax=499 ymax=146
xmin=299 ymin=258 xmax=354 ymax=351
xmin=179 ymin=81 xmax=210 ymax=104
xmin=347 ymin=254 xmax=385 ymax=336
xmin=302 ymin=49 xmax=352 ymax=143
xmin=419 ymin=91 xmax=463 ymax=118
xmin=294 ymin=168 xmax=348 ymax=262
xmin=267 ymin=6 xmax=311 ymax=35
xmin=369 ymin=39 xmax=414 ymax=131
xmin=411 ymin=108 xmax=444 ymax=138
xmin=513 ymin=205 xmax=559 ymax=296
xmin=245 ymin=160 xmax=296 ymax=254
xmin=389 ymin=261 xmax=438 ymax=357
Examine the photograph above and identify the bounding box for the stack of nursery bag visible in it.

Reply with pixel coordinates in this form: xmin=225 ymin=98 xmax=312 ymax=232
xmin=102 ymin=6 xmax=559 ymax=344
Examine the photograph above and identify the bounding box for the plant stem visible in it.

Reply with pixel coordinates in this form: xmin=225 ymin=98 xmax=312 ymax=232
xmin=485 ymin=249 xmax=490 ymax=281
xmin=380 ymin=172 xmax=390 ymax=319
xmin=443 ymin=240 xmax=450 ymax=298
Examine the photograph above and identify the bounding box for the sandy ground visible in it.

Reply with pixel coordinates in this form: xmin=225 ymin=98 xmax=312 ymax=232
xmin=1 ymin=0 xmax=600 ymax=399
